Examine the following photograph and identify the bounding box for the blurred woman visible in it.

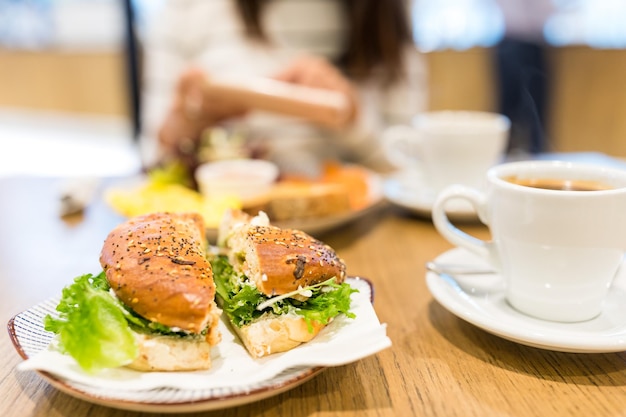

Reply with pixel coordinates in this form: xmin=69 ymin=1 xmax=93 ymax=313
xmin=140 ymin=0 xmax=427 ymax=174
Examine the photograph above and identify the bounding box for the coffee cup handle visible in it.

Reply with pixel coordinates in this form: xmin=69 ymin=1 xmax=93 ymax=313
xmin=381 ymin=125 xmax=422 ymax=169
xmin=432 ymin=185 xmax=499 ymax=268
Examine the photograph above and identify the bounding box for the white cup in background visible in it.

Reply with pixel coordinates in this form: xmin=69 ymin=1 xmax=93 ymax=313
xmin=382 ymin=111 xmax=510 ymax=195
xmin=432 ymin=160 xmax=626 ymax=322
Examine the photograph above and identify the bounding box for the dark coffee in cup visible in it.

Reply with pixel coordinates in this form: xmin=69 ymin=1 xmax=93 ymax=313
xmin=504 ymin=176 xmax=613 ymax=191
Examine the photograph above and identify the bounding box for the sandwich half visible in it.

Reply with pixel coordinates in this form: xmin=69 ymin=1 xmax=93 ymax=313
xmin=211 ymin=209 xmax=356 ymax=358
xmin=45 ymin=212 xmax=222 ymax=373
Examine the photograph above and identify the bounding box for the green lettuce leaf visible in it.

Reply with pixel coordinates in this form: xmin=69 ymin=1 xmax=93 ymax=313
xmin=295 ymin=280 xmax=357 ymax=331
xmin=212 ymin=255 xmax=265 ymax=326
xmin=147 ymin=160 xmax=192 ymax=187
xmin=210 ymin=255 xmax=357 ymax=331
xmin=43 ymin=272 xmax=138 ymax=373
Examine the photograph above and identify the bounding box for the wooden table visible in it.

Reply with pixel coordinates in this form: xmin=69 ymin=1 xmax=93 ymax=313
xmin=1 ymin=176 xmax=625 ymax=417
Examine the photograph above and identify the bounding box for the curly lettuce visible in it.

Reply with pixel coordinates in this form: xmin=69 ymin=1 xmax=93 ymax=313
xmin=43 ymin=272 xmax=138 ymax=373
xmin=43 ymin=271 xmax=188 ymax=373
xmin=211 ymin=255 xmax=357 ymax=331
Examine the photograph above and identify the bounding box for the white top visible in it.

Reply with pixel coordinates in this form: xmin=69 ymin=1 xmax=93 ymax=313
xmin=140 ymin=0 xmax=428 ymax=173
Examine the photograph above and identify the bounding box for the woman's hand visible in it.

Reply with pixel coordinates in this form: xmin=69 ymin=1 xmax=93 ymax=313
xmin=158 ymin=68 xmax=247 ymax=163
xmin=273 ymin=56 xmax=359 ymax=127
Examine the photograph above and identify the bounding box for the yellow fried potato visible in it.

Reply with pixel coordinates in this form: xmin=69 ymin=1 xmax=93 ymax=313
xmin=105 ymin=181 xmax=241 ymax=228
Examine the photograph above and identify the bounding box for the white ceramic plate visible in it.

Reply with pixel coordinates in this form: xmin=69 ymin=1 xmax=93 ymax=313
xmin=383 ymin=171 xmax=477 ymax=222
xmin=426 ymin=248 xmax=626 ymax=353
xmin=9 ymin=278 xmax=390 ymax=413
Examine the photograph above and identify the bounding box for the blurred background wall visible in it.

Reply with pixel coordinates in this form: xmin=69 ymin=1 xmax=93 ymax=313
xmin=1 ymin=0 xmax=626 ymax=156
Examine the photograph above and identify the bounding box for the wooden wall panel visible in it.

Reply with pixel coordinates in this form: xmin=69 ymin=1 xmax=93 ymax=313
xmin=425 ymin=47 xmax=498 ymax=113
xmin=0 ymin=49 xmax=129 ymax=116
xmin=547 ymin=46 xmax=626 ymax=157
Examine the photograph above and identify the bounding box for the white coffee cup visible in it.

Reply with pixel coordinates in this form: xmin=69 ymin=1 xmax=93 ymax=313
xmin=382 ymin=111 xmax=509 ymax=195
xmin=432 ymin=160 xmax=626 ymax=322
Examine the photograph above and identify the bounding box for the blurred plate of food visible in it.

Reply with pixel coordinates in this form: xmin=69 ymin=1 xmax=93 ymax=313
xmin=104 ymin=160 xmax=384 ymax=241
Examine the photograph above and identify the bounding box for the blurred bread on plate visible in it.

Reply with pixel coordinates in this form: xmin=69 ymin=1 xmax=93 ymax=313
xmin=261 ymin=181 xmax=351 ymax=221
xmin=244 ymin=161 xmax=371 ymax=221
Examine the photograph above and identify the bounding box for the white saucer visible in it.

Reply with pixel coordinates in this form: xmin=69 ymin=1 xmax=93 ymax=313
xmin=383 ymin=171 xmax=477 ymax=221
xmin=426 ymin=247 xmax=626 ymax=353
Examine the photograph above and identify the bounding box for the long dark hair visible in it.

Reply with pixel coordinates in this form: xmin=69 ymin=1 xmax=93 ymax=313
xmin=234 ymin=0 xmax=412 ymax=83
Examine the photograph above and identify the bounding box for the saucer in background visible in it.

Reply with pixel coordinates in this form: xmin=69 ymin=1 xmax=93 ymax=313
xmin=383 ymin=170 xmax=477 ymax=222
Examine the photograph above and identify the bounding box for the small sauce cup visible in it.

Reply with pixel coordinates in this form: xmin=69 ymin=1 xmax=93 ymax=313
xmin=195 ymin=159 xmax=279 ymax=205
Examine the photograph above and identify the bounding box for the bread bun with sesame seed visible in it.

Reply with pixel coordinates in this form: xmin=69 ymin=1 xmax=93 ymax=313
xmin=99 ymin=212 xmax=222 ymax=371
xmin=223 ymin=215 xmax=347 ymax=297
xmin=211 ymin=209 xmax=353 ymax=358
